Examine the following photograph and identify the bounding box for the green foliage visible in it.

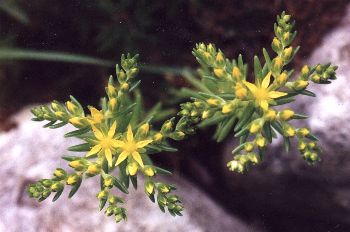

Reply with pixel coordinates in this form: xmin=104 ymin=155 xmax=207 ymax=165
xmin=28 ymin=12 xmax=337 ymax=223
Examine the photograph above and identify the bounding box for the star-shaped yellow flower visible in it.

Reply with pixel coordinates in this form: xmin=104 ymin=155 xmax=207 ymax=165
xmin=243 ymin=71 xmax=287 ymax=111
xmin=114 ymin=125 xmax=152 ymax=168
xmin=86 ymin=121 xmax=119 ymax=167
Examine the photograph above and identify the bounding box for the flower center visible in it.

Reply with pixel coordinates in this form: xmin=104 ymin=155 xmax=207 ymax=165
xmin=100 ymin=138 xmax=114 ymax=149
xmin=123 ymin=141 xmax=137 ymax=153
xmin=254 ymin=88 xmax=269 ymax=101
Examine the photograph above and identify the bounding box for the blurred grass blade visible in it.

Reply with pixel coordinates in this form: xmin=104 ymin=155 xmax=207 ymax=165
xmin=0 ymin=0 xmax=29 ymax=25
xmin=0 ymin=48 xmax=114 ymax=66
xmin=0 ymin=48 xmax=194 ymax=78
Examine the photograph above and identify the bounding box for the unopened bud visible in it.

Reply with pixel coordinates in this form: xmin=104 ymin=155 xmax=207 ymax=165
xmin=279 ymin=109 xmax=294 ymax=120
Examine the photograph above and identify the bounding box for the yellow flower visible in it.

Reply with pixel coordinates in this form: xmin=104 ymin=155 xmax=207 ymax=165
xmin=114 ymin=125 xmax=153 ymax=168
xmin=87 ymin=107 xmax=104 ymax=125
xmin=86 ymin=122 xmax=119 ymax=167
xmin=243 ymin=72 xmax=287 ymax=111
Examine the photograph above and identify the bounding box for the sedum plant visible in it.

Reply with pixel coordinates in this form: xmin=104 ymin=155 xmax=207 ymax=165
xmin=179 ymin=11 xmax=336 ymax=172
xmin=27 ymin=12 xmax=337 ymax=223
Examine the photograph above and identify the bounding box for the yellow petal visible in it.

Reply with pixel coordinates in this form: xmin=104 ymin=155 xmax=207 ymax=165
xmin=92 ymin=125 xmax=104 ymax=140
xmin=111 ymin=140 xmax=125 ymax=148
xmin=105 ymin=149 xmax=113 ymax=167
xmin=108 ymin=121 xmax=117 ymax=138
xmin=116 ymin=151 xmax=129 ymax=166
xmin=126 ymin=125 xmax=134 ymax=142
xmin=132 ymin=152 xmax=144 ymax=167
xmin=261 ymin=71 xmax=272 ymax=89
xmin=86 ymin=144 xmax=102 ymax=157
xmin=259 ymin=100 xmax=269 ymax=111
xmin=243 ymin=81 xmax=258 ymax=94
xmin=268 ymin=91 xmax=287 ymax=99
xmin=136 ymin=140 xmax=153 ymax=148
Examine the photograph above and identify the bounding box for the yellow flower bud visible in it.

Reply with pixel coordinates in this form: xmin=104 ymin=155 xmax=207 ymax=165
xmin=140 ymin=123 xmax=150 ymax=135
xmin=190 ymin=110 xmax=198 ymax=117
xmin=316 ymin=65 xmax=322 ymax=73
xmin=109 ymin=98 xmax=117 ymax=110
xmin=301 ymin=65 xmax=309 ymax=76
xmin=283 ymin=14 xmax=291 ymax=21
xmin=283 ymin=47 xmax=293 ymax=60
xmin=283 ymin=32 xmax=290 ymax=41
xmin=153 ymin=132 xmax=163 ymax=142
xmin=69 ymin=117 xmax=85 ymax=127
xmin=160 ymin=185 xmax=170 ymax=193
xmin=206 ymin=98 xmax=220 ymax=106
xmin=214 ymin=68 xmax=225 ymax=78
xmin=298 ymin=128 xmax=310 ymax=136
xmin=104 ymin=177 xmax=113 ymax=187
xmin=54 ymin=168 xmax=66 ymax=178
xmin=232 ymin=66 xmax=241 ymax=79
xmin=277 ymin=72 xmax=288 ymax=85
xmin=86 ymin=164 xmax=100 ymax=175
xmin=249 ymin=154 xmax=259 ymax=164
xmin=250 ymin=121 xmax=262 ymax=134
xmin=207 ymin=44 xmax=215 ymax=53
xmin=203 ymin=51 xmax=211 ymax=59
xmin=308 ymin=142 xmax=316 ymax=149
xmin=273 ymin=57 xmax=283 ymax=70
xmin=227 ymin=160 xmax=244 ymax=173
xmin=66 ymin=101 xmax=77 ymax=113
xmin=285 ymin=126 xmax=295 ymax=137
xmin=244 ymin=143 xmax=254 ymax=152
xmin=298 ymin=140 xmax=307 ymax=150
xmin=66 ymin=175 xmax=79 ymax=185
xmin=127 ymin=162 xmax=138 ymax=176
xmin=202 ymin=110 xmax=210 ymax=119
xmin=311 ymin=74 xmax=321 ymax=83
xmin=198 ymin=43 xmax=206 ymax=50
xmin=234 ymin=86 xmax=247 ymax=99
xmin=256 ymin=136 xmax=266 ymax=148
xmin=107 ymin=84 xmax=117 ymax=96
xmin=265 ymin=109 xmax=277 ymax=121
xmin=145 ymin=181 xmax=154 ymax=195
xmin=294 ymin=80 xmax=309 ymax=90
xmin=54 ymin=111 xmax=65 ymax=118
xmin=50 ymin=183 xmax=62 ymax=192
xmin=51 ymin=102 xmax=60 ymax=111
xmin=194 ymin=101 xmax=205 ymax=108
xmin=69 ymin=160 xmax=81 ymax=169
xmin=222 ymin=103 xmax=234 ymax=114
xmin=97 ymin=190 xmax=108 ymax=199
xmin=279 ymin=109 xmax=294 ymax=120
xmin=143 ymin=166 xmax=155 ymax=177
xmin=272 ymin=37 xmax=281 ymax=48
xmin=216 ymin=52 xmax=224 ymax=62
xmin=121 ymin=83 xmax=129 ymax=91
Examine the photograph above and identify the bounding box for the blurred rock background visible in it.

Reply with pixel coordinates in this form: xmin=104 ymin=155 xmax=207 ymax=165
xmin=0 ymin=1 xmax=350 ymax=231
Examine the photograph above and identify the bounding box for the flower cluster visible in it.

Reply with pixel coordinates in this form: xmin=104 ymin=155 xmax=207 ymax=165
xmin=179 ymin=12 xmax=337 ymax=173
xmin=29 ymin=54 xmax=184 ymax=223
xmin=28 ymin=12 xmax=337 ymax=223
